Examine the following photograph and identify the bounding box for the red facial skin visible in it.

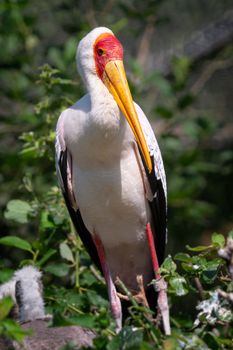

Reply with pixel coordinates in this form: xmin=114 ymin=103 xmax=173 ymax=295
xmin=93 ymin=33 xmax=124 ymax=80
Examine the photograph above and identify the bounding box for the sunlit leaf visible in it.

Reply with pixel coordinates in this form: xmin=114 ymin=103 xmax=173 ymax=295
xmin=160 ymin=255 xmax=177 ymax=275
xmin=169 ymin=276 xmax=188 ymax=296
xmin=0 ymin=319 xmax=31 ymax=342
xmin=0 ymin=297 xmax=14 ymax=321
xmin=211 ymin=233 xmax=225 ymax=248
xmin=44 ymin=262 xmax=70 ymax=277
xmin=59 ymin=242 xmax=74 ymax=263
xmin=174 ymin=253 xmax=192 ymax=263
xmin=0 ymin=236 xmax=33 ymax=253
xmin=4 ymin=200 xmax=33 ymax=224
xmin=40 ymin=211 xmax=55 ymax=230
xmin=186 ymin=245 xmax=212 ymax=252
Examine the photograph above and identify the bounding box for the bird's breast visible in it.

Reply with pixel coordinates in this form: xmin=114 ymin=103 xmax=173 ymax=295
xmin=72 ymin=144 xmax=150 ymax=248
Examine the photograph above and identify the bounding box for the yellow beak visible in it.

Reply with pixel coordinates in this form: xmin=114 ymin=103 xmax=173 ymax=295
xmin=103 ymin=60 xmax=152 ymax=173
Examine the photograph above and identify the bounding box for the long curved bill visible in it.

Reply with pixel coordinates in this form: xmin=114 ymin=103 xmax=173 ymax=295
xmin=103 ymin=60 xmax=152 ymax=173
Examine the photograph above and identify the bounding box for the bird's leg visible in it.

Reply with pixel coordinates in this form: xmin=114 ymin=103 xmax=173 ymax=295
xmin=145 ymin=223 xmax=171 ymax=335
xmin=93 ymin=234 xmax=122 ymax=332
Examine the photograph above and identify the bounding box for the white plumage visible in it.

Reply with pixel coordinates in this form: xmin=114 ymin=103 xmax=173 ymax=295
xmin=0 ymin=266 xmax=46 ymax=323
xmin=56 ymin=27 xmax=168 ymax=332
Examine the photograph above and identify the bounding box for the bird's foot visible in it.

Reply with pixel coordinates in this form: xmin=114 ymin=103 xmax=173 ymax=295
xmin=117 ymin=292 xmax=129 ymax=301
xmin=135 ymin=275 xmax=149 ymax=308
xmin=117 ymin=275 xmax=149 ymax=308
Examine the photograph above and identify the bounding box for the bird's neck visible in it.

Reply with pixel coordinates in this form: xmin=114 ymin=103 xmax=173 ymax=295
xmin=80 ymin=77 xmax=132 ymax=164
xmin=87 ymin=77 xmax=126 ymax=138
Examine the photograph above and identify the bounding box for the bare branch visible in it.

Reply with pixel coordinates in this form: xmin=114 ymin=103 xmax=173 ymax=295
xmin=194 ymin=277 xmax=205 ymax=300
xmin=137 ymin=16 xmax=156 ymax=68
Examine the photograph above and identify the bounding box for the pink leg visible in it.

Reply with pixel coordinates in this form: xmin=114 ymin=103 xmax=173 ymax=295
xmin=94 ymin=234 xmax=122 ymax=332
xmin=146 ymin=223 xmax=160 ymax=278
xmin=146 ymin=223 xmax=171 ymax=335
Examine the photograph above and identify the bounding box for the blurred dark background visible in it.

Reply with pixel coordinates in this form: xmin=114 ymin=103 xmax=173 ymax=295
xmin=0 ymin=0 xmax=233 ymax=267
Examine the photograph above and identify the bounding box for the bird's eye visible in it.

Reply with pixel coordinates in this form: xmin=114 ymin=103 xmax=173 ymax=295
xmin=97 ymin=48 xmax=104 ymax=56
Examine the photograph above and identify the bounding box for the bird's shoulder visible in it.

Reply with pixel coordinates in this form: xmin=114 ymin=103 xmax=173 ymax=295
xmin=56 ymin=93 xmax=91 ymax=150
xmin=58 ymin=93 xmax=91 ymax=124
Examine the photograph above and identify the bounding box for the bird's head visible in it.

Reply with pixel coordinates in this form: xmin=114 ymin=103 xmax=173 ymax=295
xmin=77 ymin=27 xmax=152 ymax=173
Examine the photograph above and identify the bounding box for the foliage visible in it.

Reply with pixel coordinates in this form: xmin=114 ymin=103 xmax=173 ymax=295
xmin=0 ymin=297 xmax=31 ymax=342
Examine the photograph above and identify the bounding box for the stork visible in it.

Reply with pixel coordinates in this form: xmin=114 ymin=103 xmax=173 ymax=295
xmin=55 ymin=27 xmax=170 ymax=334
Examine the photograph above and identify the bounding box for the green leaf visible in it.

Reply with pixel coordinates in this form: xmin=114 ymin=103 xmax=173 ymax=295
xmin=181 ymin=263 xmax=195 ymax=272
xmin=0 ymin=318 xmax=31 ymax=341
xmin=52 ymin=312 xmax=96 ymax=328
xmin=172 ymin=56 xmax=190 ymax=85
xmin=68 ymin=314 xmax=96 ymax=328
xmin=203 ymin=332 xmax=220 ymax=350
xmin=169 ymin=276 xmax=188 ymax=296
xmin=155 ymin=105 xmax=173 ymax=119
xmin=211 ymin=233 xmax=225 ymax=248
xmin=151 ymin=73 xmax=172 ymax=96
xmin=186 ymin=245 xmax=211 ymax=252
xmin=4 ymin=199 xmax=33 ymax=224
xmin=0 ymin=236 xmax=33 ymax=253
xmin=174 ymin=253 xmax=192 ymax=263
xmin=44 ymin=262 xmax=70 ymax=277
xmin=160 ymin=255 xmax=177 ymax=275
xmin=81 ymin=270 xmax=98 ymax=287
xmin=177 ymin=94 xmax=194 ymax=110
xmin=202 ymin=260 xmax=221 ymax=284
xmin=59 ymin=242 xmax=74 ymax=263
xmin=0 ymin=297 xmax=14 ymax=321
xmin=40 ymin=211 xmax=55 ymax=230
xmin=217 ymin=306 xmax=233 ymax=323
xmin=0 ymin=268 xmax=14 ymax=283
xmin=86 ymin=290 xmax=109 ymax=308
xmin=107 ymin=326 xmax=144 ymax=350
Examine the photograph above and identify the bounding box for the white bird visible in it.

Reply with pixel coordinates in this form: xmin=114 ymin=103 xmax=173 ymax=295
xmin=55 ymin=27 xmax=170 ymax=333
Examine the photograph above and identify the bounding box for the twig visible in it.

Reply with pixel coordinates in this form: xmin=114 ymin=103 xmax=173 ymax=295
xmin=137 ymin=16 xmax=156 ymax=68
xmin=217 ymin=289 xmax=233 ymax=304
xmin=90 ymin=265 xmax=105 ymax=284
xmin=190 ymin=59 xmax=233 ymax=96
xmin=194 ymin=277 xmax=205 ymax=300
xmin=115 ymin=277 xmax=138 ymax=308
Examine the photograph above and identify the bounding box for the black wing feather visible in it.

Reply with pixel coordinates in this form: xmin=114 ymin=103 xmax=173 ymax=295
xmin=58 ymin=148 xmax=102 ymax=272
xmin=139 ymin=151 xmax=167 ymax=266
